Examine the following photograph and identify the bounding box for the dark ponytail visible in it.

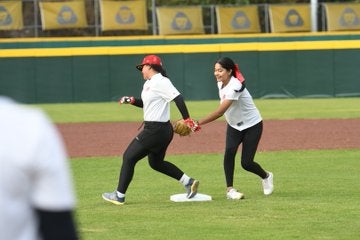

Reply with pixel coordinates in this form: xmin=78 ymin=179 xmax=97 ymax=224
xmin=150 ymin=64 xmax=168 ymax=78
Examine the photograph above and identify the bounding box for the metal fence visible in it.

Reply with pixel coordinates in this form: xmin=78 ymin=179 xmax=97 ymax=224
xmin=0 ymin=0 xmax=340 ymax=38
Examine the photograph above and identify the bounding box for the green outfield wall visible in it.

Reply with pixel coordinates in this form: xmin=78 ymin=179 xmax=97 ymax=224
xmin=1 ymin=32 xmax=360 ymax=103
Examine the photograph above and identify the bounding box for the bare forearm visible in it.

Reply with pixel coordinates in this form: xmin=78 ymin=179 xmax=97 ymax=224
xmin=198 ymin=111 xmax=223 ymax=125
xmin=198 ymin=100 xmax=232 ymax=126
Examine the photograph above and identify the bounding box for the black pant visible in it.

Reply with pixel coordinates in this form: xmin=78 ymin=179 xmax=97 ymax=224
xmin=224 ymin=121 xmax=267 ymax=188
xmin=117 ymin=121 xmax=184 ymax=194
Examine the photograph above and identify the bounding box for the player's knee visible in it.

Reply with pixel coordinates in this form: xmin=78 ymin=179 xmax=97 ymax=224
xmin=122 ymin=152 xmax=137 ymax=167
xmin=225 ymin=147 xmax=237 ymax=157
xmin=241 ymin=160 xmax=253 ymax=171
xmin=148 ymin=160 xmax=161 ymax=170
xmin=122 ymin=152 xmax=130 ymax=163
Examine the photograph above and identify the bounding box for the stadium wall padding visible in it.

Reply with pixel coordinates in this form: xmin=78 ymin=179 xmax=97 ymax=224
xmin=1 ymin=33 xmax=360 ymax=103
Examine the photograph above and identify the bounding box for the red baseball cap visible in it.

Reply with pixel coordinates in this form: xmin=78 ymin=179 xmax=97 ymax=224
xmin=136 ymin=54 xmax=162 ymax=71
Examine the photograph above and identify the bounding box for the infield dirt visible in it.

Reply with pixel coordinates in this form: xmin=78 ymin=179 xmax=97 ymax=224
xmin=57 ymin=119 xmax=360 ymax=158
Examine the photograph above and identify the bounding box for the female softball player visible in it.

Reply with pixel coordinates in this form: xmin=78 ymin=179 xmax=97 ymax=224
xmin=102 ymin=54 xmax=199 ymax=205
xmin=196 ymin=57 xmax=273 ymax=200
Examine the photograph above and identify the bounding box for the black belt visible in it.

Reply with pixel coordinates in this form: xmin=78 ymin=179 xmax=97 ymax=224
xmin=144 ymin=121 xmax=170 ymax=125
xmin=137 ymin=121 xmax=170 ymax=130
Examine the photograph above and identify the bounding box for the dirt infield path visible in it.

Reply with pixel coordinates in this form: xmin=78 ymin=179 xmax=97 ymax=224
xmin=57 ymin=119 xmax=360 ymax=158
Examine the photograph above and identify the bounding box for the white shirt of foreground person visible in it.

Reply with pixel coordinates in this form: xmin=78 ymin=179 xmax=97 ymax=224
xmin=0 ymin=97 xmax=76 ymax=240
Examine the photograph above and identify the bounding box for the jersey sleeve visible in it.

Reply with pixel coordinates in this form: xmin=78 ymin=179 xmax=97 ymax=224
xmin=224 ymin=80 xmax=242 ymax=100
xmin=154 ymin=77 xmax=180 ymax=102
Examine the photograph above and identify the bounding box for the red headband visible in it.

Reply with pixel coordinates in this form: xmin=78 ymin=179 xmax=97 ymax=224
xmin=234 ymin=64 xmax=245 ymax=83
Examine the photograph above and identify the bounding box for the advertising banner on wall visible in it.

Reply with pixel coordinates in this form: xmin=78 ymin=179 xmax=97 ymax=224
xmin=324 ymin=3 xmax=360 ymax=31
xmin=39 ymin=0 xmax=87 ymax=30
xmin=156 ymin=6 xmax=204 ymax=35
xmin=269 ymin=4 xmax=311 ymax=33
xmin=216 ymin=5 xmax=260 ymax=34
xmin=99 ymin=0 xmax=147 ymax=31
xmin=0 ymin=1 xmax=23 ymax=30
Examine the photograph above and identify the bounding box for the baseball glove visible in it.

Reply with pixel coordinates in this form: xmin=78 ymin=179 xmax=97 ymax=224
xmin=173 ymin=119 xmax=192 ymax=137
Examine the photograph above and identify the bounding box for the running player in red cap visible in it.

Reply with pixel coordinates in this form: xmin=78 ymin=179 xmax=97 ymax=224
xmin=102 ymin=55 xmax=199 ymax=205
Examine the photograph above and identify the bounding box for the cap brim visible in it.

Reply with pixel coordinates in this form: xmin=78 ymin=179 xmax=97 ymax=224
xmin=136 ymin=64 xmax=143 ymax=71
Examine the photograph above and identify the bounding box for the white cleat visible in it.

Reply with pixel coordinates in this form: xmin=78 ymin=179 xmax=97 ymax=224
xmin=226 ymin=188 xmax=245 ymax=200
xmin=262 ymin=172 xmax=274 ymax=196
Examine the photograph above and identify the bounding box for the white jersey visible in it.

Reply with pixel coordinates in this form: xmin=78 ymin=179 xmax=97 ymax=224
xmin=0 ymin=97 xmax=75 ymax=240
xmin=141 ymin=73 xmax=180 ymax=122
xmin=218 ymin=76 xmax=262 ymax=131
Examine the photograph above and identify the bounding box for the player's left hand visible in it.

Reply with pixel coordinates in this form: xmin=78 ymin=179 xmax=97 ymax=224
xmin=173 ymin=119 xmax=192 ymax=136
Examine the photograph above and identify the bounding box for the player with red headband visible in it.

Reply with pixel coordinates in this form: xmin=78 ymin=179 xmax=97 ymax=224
xmin=195 ymin=57 xmax=274 ymax=200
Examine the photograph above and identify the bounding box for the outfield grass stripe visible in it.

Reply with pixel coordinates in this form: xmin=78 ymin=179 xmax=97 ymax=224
xmin=71 ymin=149 xmax=360 ymax=240
xmin=36 ymin=98 xmax=360 ymax=123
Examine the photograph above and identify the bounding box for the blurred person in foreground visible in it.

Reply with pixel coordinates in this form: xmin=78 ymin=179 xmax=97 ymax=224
xmin=0 ymin=96 xmax=79 ymax=240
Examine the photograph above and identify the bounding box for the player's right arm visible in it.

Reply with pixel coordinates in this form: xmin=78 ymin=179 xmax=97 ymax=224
xmin=119 ymin=96 xmax=143 ymax=108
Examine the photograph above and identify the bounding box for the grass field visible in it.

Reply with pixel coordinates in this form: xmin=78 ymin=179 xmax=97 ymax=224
xmin=34 ymin=98 xmax=360 ymax=239
xmin=37 ymin=97 xmax=360 ymax=123
xmin=72 ymin=150 xmax=360 ymax=240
